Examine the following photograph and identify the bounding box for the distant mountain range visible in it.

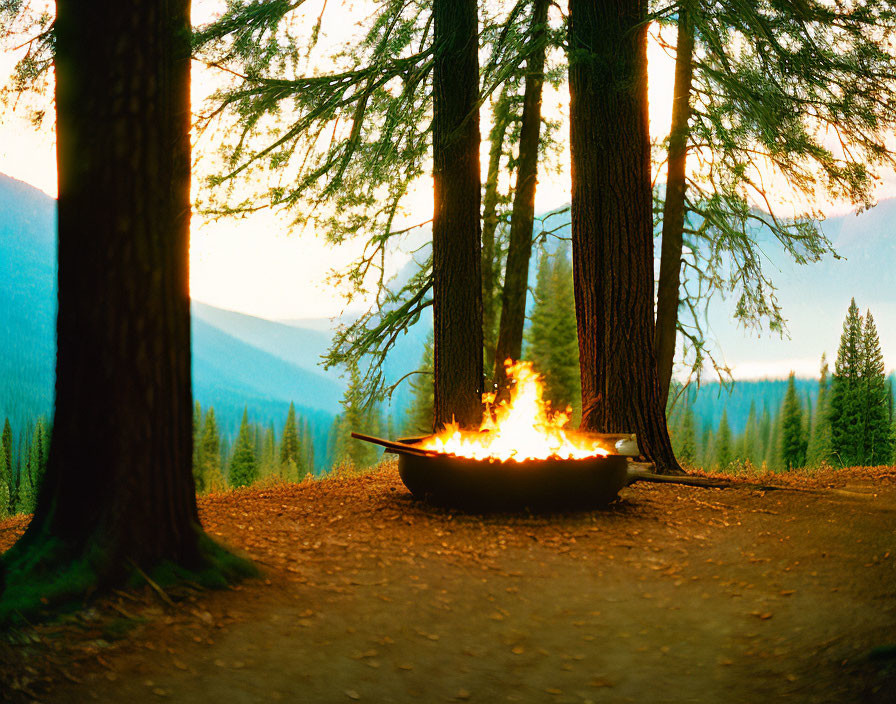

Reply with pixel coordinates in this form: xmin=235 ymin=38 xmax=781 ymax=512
xmin=0 ymin=174 xmax=351 ymax=468
xmin=2 ymin=171 xmax=895 ymax=445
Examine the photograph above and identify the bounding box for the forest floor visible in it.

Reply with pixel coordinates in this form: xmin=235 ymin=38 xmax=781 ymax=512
xmin=1 ymin=463 xmax=895 ymax=704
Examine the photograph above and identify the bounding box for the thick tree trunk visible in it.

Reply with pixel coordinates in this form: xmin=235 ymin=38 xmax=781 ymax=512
xmin=655 ymin=5 xmax=695 ymax=408
xmin=432 ymin=0 xmax=483 ymax=429
xmin=493 ymin=0 xmax=549 ymax=394
xmin=481 ymin=88 xmax=512 ymax=382
xmin=2 ymin=0 xmax=249 ymax=617
xmin=568 ymin=0 xmax=683 ymax=474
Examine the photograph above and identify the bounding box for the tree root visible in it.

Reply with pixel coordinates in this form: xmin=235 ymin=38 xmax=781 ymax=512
xmin=625 ymin=463 xmax=809 ymax=492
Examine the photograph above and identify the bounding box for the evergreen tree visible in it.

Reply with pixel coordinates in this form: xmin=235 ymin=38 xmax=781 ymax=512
xmin=714 ymin=410 xmax=733 ymax=469
xmin=28 ymin=419 xmax=48 ymax=503
xmin=780 ymin=373 xmax=807 ymax=470
xmin=698 ymin=422 xmax=714 ymax=468
xmin=260 ymin=423 xmax=277 ymax=479
xmin=229 ymin=408 xmax=259 ymax=488
xmin=301 ymin=419 xmax=315 ymax=476
xmin=757 ymin=403 xmax=773 ymax=468
xmin=526 ymin=250 xmax=553 ymax=385
xmin=192 ymin=401 xmax=204 ymax=492
xmin=220 ymin=435 xmax=232 ymax=475
xmin=526 ymin=247 xmax=581 ymax=420
xmin=675 ymin=404 xmax=697 ymax=465
xmin=334 ymin=363 xmax=381 ymax=469
xmin=404 ymin=332 xmax=434 ymax=436
xmin=807 ymin=355 xmax=833 ymax=467
xmin=253 ymin=423 xmax=264 ymax=464
xmin=861 ymin=312 xmax=893 ymax=466
xmin=279 ymin=402 xmax=306 ymax=481
xmin=0 ymin=419 xmax=11 ymax=510
xmin=13 ymin=472 xmax=32 ymax=515
xmin=0 ymin=439 xmax=9 ymax=517
xmin=737 ymin=401 xmax=760 ymax=466
xmin=830 ymin=300 xmax=866 ymax=467
xmin=1 ymin=418 xmax=11 ymax=489
xmin=200 ymin=408 xmax=225 ymax=492
xmin=327 ymin=414 xmax=345 ymax=470
xmin=765 ymin=411 xmax=783 ymax=472
xmin=887 ymin=376 xmax=895 ymax=424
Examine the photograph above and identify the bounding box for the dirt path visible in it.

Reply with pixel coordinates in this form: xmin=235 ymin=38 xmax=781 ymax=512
xmin=2 ymin=465 xmax=895 ymax=703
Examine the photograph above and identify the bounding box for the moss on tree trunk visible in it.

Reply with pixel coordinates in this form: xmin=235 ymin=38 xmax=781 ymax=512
xmin=1 ymin=0 xmax=254 ymax=624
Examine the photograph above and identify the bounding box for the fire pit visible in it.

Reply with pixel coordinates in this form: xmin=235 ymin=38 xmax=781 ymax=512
xmin=395 ymin=446 xmax=628 ymax=511
xmin=354 ymin=360 xmax=632 ymax=511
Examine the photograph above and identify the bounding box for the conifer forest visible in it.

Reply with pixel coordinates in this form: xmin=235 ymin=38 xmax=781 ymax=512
xmin=1 ymin=1 xmax=895 ymax=702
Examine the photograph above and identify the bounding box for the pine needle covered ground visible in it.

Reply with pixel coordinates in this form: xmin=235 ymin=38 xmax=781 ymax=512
xmin=1 ymin=462 xmax=895 ymax=703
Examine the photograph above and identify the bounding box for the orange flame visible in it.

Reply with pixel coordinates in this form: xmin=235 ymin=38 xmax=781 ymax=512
xmin=419 ymin=360 xmax=609 ymax=462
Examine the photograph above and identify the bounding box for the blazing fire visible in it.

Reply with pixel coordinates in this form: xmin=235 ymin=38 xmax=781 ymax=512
xmin=419 ymin=360 xmax=609 ymax=462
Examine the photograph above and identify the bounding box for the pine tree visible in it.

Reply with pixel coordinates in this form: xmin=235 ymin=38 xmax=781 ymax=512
xmin=887 ymin=376 xmax=895 ymax=424
xmin=547 ymin=249 xmax=580 ymax=419
xmin=830 ymin=299 xmax=865 ymax=467
xmin=28 ymin=419 xmax=48 ymax=503
xmin=327 ymin=414 xmax=345 ymax=470
xmin=200 ymin=408 xmax=225 ymax=492
xmin=0 ymin=419 xmax=11 ymax=511
xmin=0 ymin=439 xmax=9 ymax=517
xmin=1 ymin=418 xmax=11 ymax=489
xmin=526 ymin=247 xmax=581 ymax=421
xmin=301 ymin=419 xmax=315 ymax=476
xmin=279 ymin=402 xmax=305 ymax=481
xmin=526 ymin=250 xmax=553 ymax=383
xmin=765 ymin=411 xmax=783 ymax=472
xmin=861 ymin=312 xmax=893 ymax=466
xmin=260 ymin=423 xmax=277 ymax=479
xmin=807 ymin=355 xmax=833 ymax=467
xmin=192 ymin=401 xmax=203 ymax=492
xmin=714 ymin=410 xmax=733 ymax=470
xmin=676 ymin=404 xmax=697 ymax=465
xmin=404 ymin=332 xmax=434 ymax=436
xmin=755 ymin=404 xmax=771 ymax=469
xmin=14 ymin=472 xmax=32 ymax=515
xmin=253 ymin=423 xmax=264 ymax=464
xmin=229 ymin=408 xmax=259 ymax=488
xmin=339 ymin=363 xmax=380 ymax=469
xmin=738 ymin=401 xmax=760 ymax=466
xmin=780 ymin=372 xmax=806 ymax=470
xmin=698 ymin=423 xmax=714 ymax=469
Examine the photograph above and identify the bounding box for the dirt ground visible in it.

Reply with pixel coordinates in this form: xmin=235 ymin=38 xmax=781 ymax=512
xmin=1 ymin=463 xmax=895 ymax=704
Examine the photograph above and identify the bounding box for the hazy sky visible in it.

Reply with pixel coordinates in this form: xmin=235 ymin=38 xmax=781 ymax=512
xmin=2 ymin=1 xmax=895 ymax=379
xmin=0 ymin=1 xmax=681 ymax=322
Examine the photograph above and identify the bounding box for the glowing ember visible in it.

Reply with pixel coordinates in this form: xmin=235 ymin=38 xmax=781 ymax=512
xmin=419 ymin=360 xmax=609 ymax=462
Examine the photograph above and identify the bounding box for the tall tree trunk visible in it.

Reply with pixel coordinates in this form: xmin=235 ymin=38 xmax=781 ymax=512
xmin=481 ymin=87 xmax=512 ymax=381
xmin=432 ymin=0 xmax=483 ymax=429
xmin=655 ymin=5 xmax=695 ymax=408
xmin=493 ymin=0 xmax=550 ymax=394
xmin=568 ymin=0 xmax=683 ymax=474
xmin=2 ymin=0 xmax=249 ymax=615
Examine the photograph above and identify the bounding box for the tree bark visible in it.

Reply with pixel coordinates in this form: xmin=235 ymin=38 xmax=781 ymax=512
xmin=481 ymin=88 xmax=512 ymax=382
xmin=493 ymin=0 xmax=549 ymax=394
xmin=568 ymin=0 xmax=683 ymax=474
xmin=655 ymin=5 xmax=695 ymax=408
xmin=432 ymin=0 xmax=483 ymax=429
xmin=2 ymin=0 xmax=249 ymax=615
